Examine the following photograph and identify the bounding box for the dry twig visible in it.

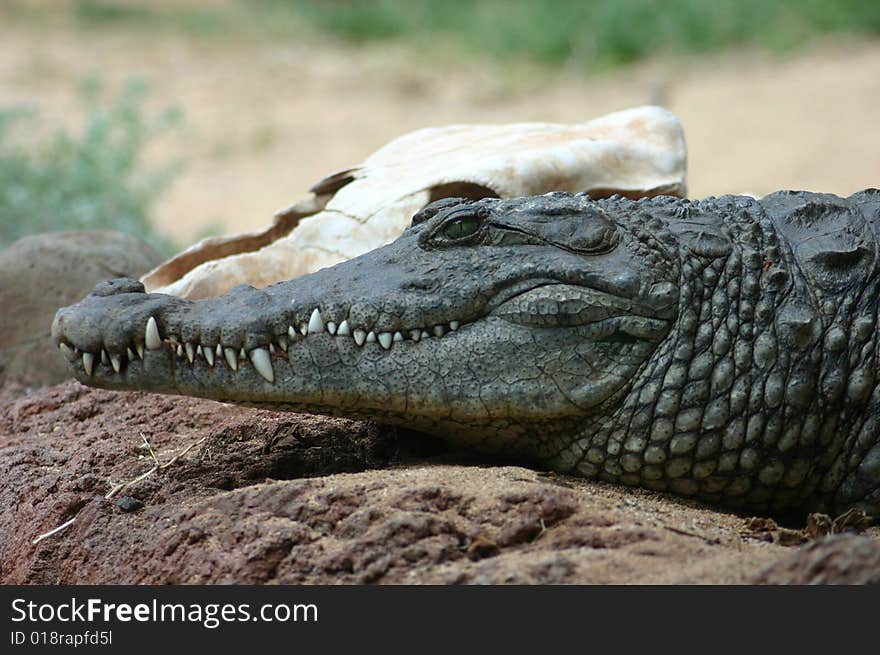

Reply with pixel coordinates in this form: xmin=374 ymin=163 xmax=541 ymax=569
xmin=33 ymin=434 xmax=210 ymax=544
xmin=32 ymin=517 xmax=77 ymax=545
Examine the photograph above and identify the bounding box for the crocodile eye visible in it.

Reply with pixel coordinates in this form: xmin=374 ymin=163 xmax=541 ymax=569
xmin=443 ymin=215 xmax=481 ymax=240
xmin=418 ymin=204 xmax=491 ymax=249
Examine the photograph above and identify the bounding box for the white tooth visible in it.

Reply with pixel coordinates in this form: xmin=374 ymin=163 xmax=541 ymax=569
xmin=434 ymin=325 xmax=445 ymax=337
xmin=410 ymin=330 xmax=421 ymax=342
xmin=278 ymin=336 xmax=288 ymax=351
xmin=239 ymin=347 xmax=246 ymax=360
xmin=249 ymin=347 xmax=275 ymax=383
xmin=450 ymin=320 xmax=460 ymax=331
xmin=337 ymin=320 xmax=351 ymax=336
xmin=216 ymin=344 xmax=223 ymax=357
xmin=110 ymin=353 xmax=121 ymax=373
xmin=378 ymin=332 xmax=393 ymax=350
xmin=196 ymin=345 xmax=203 ymax=357
xmin=59 ymin=343 xmax=73 ymax=359
xmin=393 ymin=331 xmax=404 ymax=342
xmin=224 ymin=347 xmax=238 ymax=370
xmin=288 ymin=325 xmax=297 ymax=339
xmin=145 ymin=316 xmax=161 ymax=350
xmin=421 ymin=330 xmax=430 ymax=340
xmin=82 ymin=352 xmax=94 ymax=376
xmin=204 ymin=346 xmax=215 ymax=367
xmin=176 ymin=344 xmax=183 ymax=358
xmin=136 ymin=344 xmax=144 ymax=359
xmin=127 ymin=347 xmax=136 ymax=361
xmin=185 ymin=342 xmax=195 ymax=364
xmin=101 ymin=349 xmax=109 ymax=366
xmin=353 ymin=329 xmax=366 ymax=346
xmin=326 ymin=321 xmax=337 ymax=335
xmin=308 ymin=308 xmax=324 ymax=334
xmin=366 ymin=331 xmax=377 ymax=343
xmin=300 ymin=323 xmax=308 ymax=335
xmin=269 ymin=343 xmax=276 ymax=354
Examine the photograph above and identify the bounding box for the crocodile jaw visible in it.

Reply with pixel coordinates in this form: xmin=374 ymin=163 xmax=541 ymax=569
xmin=52 ymin=193 xmax=675 ymax=455
xmin=53 ymin=282 xmax=667 ymax=453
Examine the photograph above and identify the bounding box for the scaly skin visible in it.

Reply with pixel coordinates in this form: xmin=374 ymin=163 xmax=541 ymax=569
xmin=52 ymin=191 xmax=880 ymax=517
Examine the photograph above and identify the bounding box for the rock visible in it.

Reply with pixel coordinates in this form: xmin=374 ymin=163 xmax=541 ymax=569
xmin=143 ymin=106 xmax=687 ymax=299
xmin=4 ymin=380 xmax=866 ymax=585
xmin=0 ymin=231 xmax=162 ymax=386
xmin=116 ymin=497 xmax=145 ymax=513
xmin=752 ymin=535 xmax=880 ymax=584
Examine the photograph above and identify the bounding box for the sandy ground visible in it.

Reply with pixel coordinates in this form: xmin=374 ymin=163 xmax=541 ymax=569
xmin=1 ymin=17 xmax=878 ymax=244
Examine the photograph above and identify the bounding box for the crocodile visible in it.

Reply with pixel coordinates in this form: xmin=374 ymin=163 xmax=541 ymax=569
xmin=52 ymin=190 xmax=880 ymax=518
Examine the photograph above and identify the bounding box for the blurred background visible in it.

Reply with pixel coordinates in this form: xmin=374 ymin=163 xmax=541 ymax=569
xmin=2 ymin=0 xmax=879 ymax=256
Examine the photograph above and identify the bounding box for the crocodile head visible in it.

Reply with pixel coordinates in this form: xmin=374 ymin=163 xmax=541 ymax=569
xmin=52 ymin=193 xmax=679 ymax=457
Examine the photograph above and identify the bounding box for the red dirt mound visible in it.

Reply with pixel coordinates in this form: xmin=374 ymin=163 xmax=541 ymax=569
xmin=2 ymin=380 xmax=877 ymax=584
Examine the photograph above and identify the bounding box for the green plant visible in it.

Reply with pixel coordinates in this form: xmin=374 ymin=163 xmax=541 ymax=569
xmin=10 ymin=2 xmax=878 ymax=72
xmin=0 ymin=78 xmax=183 ymax=256
xmin=266 ymin=0 xmax=880 ymax=70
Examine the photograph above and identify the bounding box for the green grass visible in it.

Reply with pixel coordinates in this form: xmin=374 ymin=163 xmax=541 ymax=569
xmin=3 ymin=2 xmax=877 ymax=251
xmin=0 ymin=79 xmax=182 ymax=256
xmin=8 ymin=1 xmax=878 ymax=72
xmin=74 ymin=0 xmax=230 ymax=36
xmin=271 ymin=0 xmax=880 ymax=70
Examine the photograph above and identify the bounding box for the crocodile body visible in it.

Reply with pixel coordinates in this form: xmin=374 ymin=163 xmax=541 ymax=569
xmin=53 ymin=190 xmax=880 ymax=517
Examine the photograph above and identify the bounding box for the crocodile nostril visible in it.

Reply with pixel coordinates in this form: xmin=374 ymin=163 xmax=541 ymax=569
xmin=89 ymin=277 xmax=146 ymax=298
xmin=401 ymin=278 xmax=441 ymax=292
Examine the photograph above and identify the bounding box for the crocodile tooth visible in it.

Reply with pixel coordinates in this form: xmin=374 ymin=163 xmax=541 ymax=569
xmin=378 ymin=332 xmax=393 ymax=350
xmin=224 ymin=347 xmax=238 ymax=371
xmin=59 ymin=343 xmax=73 ymax=359
xmin=145 ymin=316 xmax=161 ymax=350
xmin=278 ymin=335 xmax=288 ymax=351
xmin=173 ymin=344 xmax=181 ymax=357
xmin=449 ymin=320 xmax=460 ymax=331
xmin=101 ymin=349 xmax=110 ymax=366
xmin=269 ymin=343 xmax=276 ymax=354
xmin=300 ymin=323 xmax=308 ymax=335
xmin=410 ymin=330 xmax=421 ymax=342
xmin=127 ymin=347 xmax=136 ymax=361
xmin=353 ymin=329 xmax=366 ymax=346
xmin=326 ymin=321 xmax=337 ymax=335
xmin=366 ymin=331 xmax=377 ymax=343
xmin=216 ymin=344 xmax=223 ymax=358
xmin=185 ymin=342 xmax=195 ymax=364
xmin=136 ymin=344 xmax=145 ymax=359
xmin=239 ymin=347 xmax=246 ymax=360
xmin=196 ymin=344 xmax=203 ymax=357
xmin=393 ymin=331 xmax=404 ymax=342
xmin=288 ymin=325 xmax=297 ymax=339
xmin=110 ymin=353 xmax=121 ymax=373
xmin=308 ymin=308 xmax=324 ymax=334
xmin=82 ymin=352 xmax=94 ymax=376
xmin=337 ymin=320 xmax=351 ymax=336
xmin=249 ymin=347 xmax=275 ymax=383
xmin=421 ymin=330 xmax=430 ymax=340
xmin=433 ymin=325 xmax=445 ymax=337
xmin=204 ymin=346 xmax=215 ymax=367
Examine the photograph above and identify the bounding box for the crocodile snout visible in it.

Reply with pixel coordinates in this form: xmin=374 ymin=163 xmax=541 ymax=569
xmin=88 ymin=277 xmax=147 ymax=298
xmin=52 ymin=278 xmax=187 ymax=376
